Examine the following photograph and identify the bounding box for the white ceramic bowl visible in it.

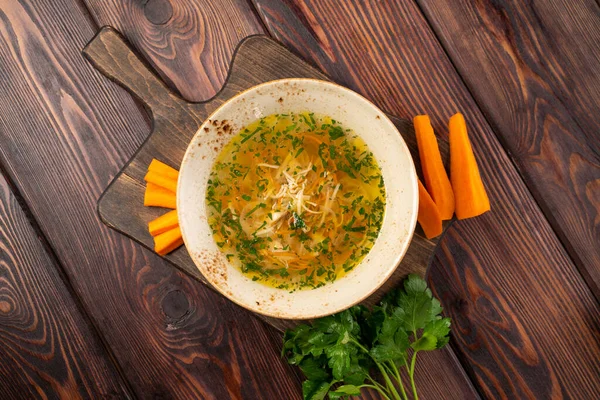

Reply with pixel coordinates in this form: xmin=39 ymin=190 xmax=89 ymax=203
xmin=178 ymin=78 xmax=418 ymax=319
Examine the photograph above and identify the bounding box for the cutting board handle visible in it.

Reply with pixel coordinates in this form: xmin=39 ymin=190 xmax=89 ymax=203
xmin=82 ymin=26 xmax=186 ymax=120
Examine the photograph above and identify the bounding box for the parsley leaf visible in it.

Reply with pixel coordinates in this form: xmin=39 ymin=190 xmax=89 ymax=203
xmin=302 ymin=380 xmax=333 ymax=400
xmin=396 ymin=274 xmax=437 ymax=333
xmin=370 ymin=314 xmax=410 ymax=364
xmin=411 ymin=332 xmax=438 ymax=351
xmin=328 ymin=384 xmax=361 ymax=399
xmin=341 ymin=361 xmax=370 ymax=386
xmin=326 ymin=344 xmax=352 ymax=380
xmin=299 ymin=357 xmax=330 ymax=381
xmin=423 ymin=317 xmax=451 ymax=349
xmin=290 ymin=212 xmax=306 ymax=230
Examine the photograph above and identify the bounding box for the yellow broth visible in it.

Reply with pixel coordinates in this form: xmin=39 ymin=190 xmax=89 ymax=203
xmin=206 ymin=112 xmax=386 ymax=290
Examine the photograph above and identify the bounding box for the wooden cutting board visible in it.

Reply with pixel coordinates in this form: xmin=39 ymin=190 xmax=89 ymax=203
xmin=84 ymin=27 xmax=451 ymax=331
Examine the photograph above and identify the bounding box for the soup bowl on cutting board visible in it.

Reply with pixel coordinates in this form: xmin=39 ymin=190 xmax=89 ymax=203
xmin=177 ymin=78 xmax=418 ymax=319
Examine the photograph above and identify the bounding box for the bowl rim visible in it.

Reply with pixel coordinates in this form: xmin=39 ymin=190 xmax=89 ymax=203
xmin=178 ymin=77 xmax=419 ymax=319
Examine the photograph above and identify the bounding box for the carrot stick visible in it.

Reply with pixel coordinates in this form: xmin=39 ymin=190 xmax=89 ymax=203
xmin=144 ymin=183 xmax=176 ymax=209
xmin=145 ymin=182 xmax=174 ymax=195
xmin=148 ymin=209 xmax=179 ymax=236
xmin=414 ymin=115 xmax=455 ymax=220
xmin=417 ymin=180 xmax=443 ymax=239
xmin=148 ymin=159 xmax=179 ymax=180
xmin=144 ymin=170 xmax=177 ymax=192
xmin=154 ymin=226 xmax=183 ymax=255
xmin=449 ymin=113 xmax=490 ymax=219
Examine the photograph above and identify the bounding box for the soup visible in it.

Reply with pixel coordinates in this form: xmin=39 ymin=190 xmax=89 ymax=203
xmin=206 ymin=112 xmax=386 ymax=290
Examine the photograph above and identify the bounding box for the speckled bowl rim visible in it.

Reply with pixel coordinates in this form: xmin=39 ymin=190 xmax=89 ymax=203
xmin=178 ymin=78 xmax=418 ymax=319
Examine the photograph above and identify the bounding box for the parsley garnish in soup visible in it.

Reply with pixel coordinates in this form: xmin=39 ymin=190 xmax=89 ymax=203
xmin=206 ymin=112 xmax=386 ymax=290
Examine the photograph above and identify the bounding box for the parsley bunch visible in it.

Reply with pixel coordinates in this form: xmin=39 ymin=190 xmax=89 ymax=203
xmin=282 ymin=275 xmax=451 ymax=400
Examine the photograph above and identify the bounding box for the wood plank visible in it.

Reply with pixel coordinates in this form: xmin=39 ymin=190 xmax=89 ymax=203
xmin=250 ymin=0 xmax=600 ymax=398
xmin=416 ymin=0 xmax=600 ymax=300
xmin=0 ymin=1 xmax=303 ymax=398
xmin=0 ymin=173 xmax=129 ymax=398
xmin=82 ymin=0 xmax=264 ymax=101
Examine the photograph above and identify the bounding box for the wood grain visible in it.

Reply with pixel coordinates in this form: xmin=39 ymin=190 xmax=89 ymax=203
xmin=416 ymin=0 xmax=600 ymax=299
xmin=82 ymin=0 xmax=264 ymax=101
xmin=86 ymin=29 xmax=450 ymax=328
xmin=84 ymin=28 xmax=477 ymax=399
xmin=251 ymin=0 xmax=600 ymax=398
xmin=0 ymin=173 xmax=129 ymax=399
xmin=0 ymin=0 xmax=303 ymax=398
xmin=79 ymin=2 xmax=478 ymax=398
xmin=85 ymin=29 xmax=479 ymax=399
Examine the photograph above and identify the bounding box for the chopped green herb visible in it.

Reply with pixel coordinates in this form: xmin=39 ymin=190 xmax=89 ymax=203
xmin=328 ymin=125 xmax=345 ymax=140
xmin=240 ymin=126 xmax=262 ymax=143
xmin=246 ymin=203 xmax=266 ymax=217
xmin=290 ymin=212 xmax=306 ymax=230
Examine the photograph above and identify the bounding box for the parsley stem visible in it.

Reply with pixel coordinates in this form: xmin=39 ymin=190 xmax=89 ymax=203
xmin=387 ymin=361 xmax=401 ymax=382
xmin=377 ymin=363 xmax=402 ymax=400
xmin=409 ymin=351 xmax=419 ymax=400
xmin=352 ymin=340 xmax=402 ymax=400
xmin=388 ymin=361 xmax=409 ymax=400
xmin=366 ymin=378 xmax=388 ymax=393
xmin=362 ymin=383 xmax=392 ymax=400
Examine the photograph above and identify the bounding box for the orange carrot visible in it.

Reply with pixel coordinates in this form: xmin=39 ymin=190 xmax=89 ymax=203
xmin=154 ymin=226 xmax=183 ymax=255
xmin=144 ymin=183 xmax=176 ymax=209
xmin=148 ymin=159 xmax=179 ymax=180
xmin=449 ymin=113 xmax=490 ymax=219
xmin=144 ymin=170 xmax=177 ymax=192
xmin=414 ymin=115 xmax=455 ymax=220
xmin=148 ymin=209 xmax=179 ymax=236
xmin=417 ymin=180 xmax=443 ymax=239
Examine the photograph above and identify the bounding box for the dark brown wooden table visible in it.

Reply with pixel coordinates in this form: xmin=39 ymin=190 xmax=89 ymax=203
xmin=1 ymin=1 xmax=599 ymax=399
